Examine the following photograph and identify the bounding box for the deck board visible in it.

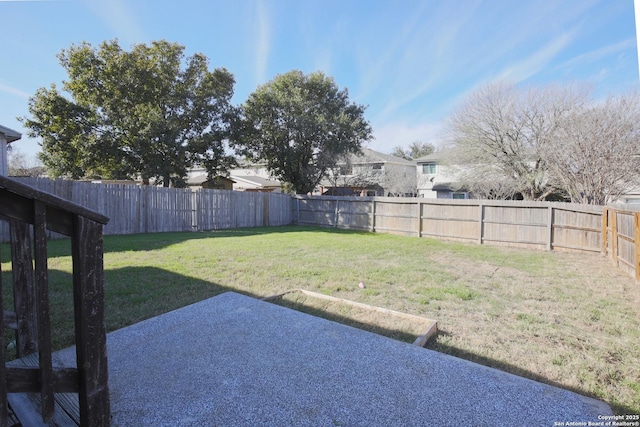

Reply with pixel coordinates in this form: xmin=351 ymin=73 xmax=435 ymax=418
xmin=6 ymin=353 xmax=79 ymax=426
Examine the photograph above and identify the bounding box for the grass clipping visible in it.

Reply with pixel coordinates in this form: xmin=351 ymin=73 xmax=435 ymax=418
xmin=264 ymin=289 xmax=437 ymax=346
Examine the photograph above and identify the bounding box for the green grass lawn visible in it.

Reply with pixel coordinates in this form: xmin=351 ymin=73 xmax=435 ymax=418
xmin=2 ymin=225 xmax=639 ymax=414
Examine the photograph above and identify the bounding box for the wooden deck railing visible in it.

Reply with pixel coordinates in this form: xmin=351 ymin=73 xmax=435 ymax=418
xmin=0 ymin=175 xmax=110 ymax=426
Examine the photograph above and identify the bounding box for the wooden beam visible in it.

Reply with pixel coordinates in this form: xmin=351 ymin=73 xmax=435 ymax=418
xmin=2 ymin=310 xmax=17 ymax=330
xmin=5 ymin=367 xmax=79 ymax=393
xmin=33 ymin=201 xmax=54 ymax=422
xmin=0 ymin=175 xmax=108 ymax=225
xmin=0 ymin=244 xmax=7 ymax=427
xmin=71 ymin=216 xmax=110 ymax=427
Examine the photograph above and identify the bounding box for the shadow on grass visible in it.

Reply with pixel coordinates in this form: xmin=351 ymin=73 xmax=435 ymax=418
xmin=426 ymin=328 xmax=634 ymax=415
xmin=3 ymin=266 xmax=262 ymax=357
xmin=5 ymin=262 xmax=633 ymax=415
xmin=100 ymin=225 xmax=374 ymax=255
xmin=0 ymin=225 xmax=374 ymax=260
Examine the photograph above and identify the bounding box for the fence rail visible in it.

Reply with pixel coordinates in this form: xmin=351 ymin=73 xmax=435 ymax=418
xmin=0 ymin=178 xmax=293 ymax=241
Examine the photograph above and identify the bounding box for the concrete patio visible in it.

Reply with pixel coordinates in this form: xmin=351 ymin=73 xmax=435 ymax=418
xmin=51 ymin=292 xmax=611 ymax=426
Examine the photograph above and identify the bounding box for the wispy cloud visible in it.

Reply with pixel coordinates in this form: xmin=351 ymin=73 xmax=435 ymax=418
xmin=560 ymin=38 xmax=636 ymax=71
xmin=81 ymin=0 xmax=145 ymax=45
xmin=497 ymin=29 xmax=578 ymax=84
xmin=0 ymin=82 xmax=30 ymax=99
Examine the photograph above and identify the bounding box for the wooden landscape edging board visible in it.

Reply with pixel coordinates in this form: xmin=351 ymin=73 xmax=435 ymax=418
xmin=263 ymin=289 xmax=438 ymax=347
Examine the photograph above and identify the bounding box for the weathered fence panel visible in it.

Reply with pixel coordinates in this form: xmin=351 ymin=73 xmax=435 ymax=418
xmin=603 ymin=207 xmax=640 ymax=279
xmin=552 ymin=205 xmax=602 ymax=253
xmin=0 ymin=178 xmax=293 ymax=241
xmin=420 ymin=201 xmax=480 ymax=243
xmin=482 ymin=204 xmax=548 ymax=249
xmin=375 ymin=199 xmax=418 ymax=236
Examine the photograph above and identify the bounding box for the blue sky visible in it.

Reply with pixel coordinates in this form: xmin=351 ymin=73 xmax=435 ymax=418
xmin=1 ymin=0 xmax=638 ymax=161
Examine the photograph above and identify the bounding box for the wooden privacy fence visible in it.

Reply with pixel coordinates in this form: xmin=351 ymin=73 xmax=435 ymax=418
xmin=294 ymin=196 xmax=603 ymax=253
xmin=294 ymin=195 xmax=640 ymax=282
xmin=0 ymin=178 xmax=293 ymax=241
xmin=602 ymin=206 xmax=640 ymax=282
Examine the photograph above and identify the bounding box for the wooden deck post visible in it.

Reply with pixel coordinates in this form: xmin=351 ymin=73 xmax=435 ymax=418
xmin=33 ymin=201 xmax=54 ymax=421
xmin=72 ymin=215 xmax=110 ymax=426
xmin=0 ymin=249 xmax=7 ymax=427
xmin=9 ymin=219 xmax=38 ymax=358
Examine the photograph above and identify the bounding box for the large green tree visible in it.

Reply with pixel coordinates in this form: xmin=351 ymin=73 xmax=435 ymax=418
xmin=22 ymin=40 xmax=236 ymax=186
xmin=234 ymin=70 xmax=372 ymax=194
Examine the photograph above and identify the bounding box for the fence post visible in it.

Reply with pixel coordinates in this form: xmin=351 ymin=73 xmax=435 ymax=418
xmin=263 ymin=193 xmax=270 ymax=227
xmin=601 ymin=208 xmax=608 ymax=255
xmin=546 ymin=206 xmax=554 ymax=251
xmin=611 ymin=209 xmax=618 ymax=266
xmin=371 ymin=199 xmax=376 ymax=232
xmin=478 ymin=203 xmax=484 ymax=245
xmin=417 ymin=201 xmax=422 ymax=237
xmin=635 ymin=212 xmax=640 ymax=283
xmin=333 ymin=199 xmax=340 ymax=228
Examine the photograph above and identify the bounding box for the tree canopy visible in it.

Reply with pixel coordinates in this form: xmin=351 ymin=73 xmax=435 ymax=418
xmin=445 ymin=82 xmax=587 ymax=201
xmin=233 ymin=70 xmax=372 ymax=194
xmin=543 ymin=92 xmax=640 ymax=204
xmin=391 ymin=141 xmax=435 ymax=160
xmin=445 ymin=81 xmax=640 ymax=204
xmin=22 ymin=40 xmax=236 ymax=186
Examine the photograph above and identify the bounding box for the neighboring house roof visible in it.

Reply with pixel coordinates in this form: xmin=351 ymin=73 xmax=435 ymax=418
xmin=0 ymin=125 xmax=21 ymax=143
xmin=350 ymin=147 xmax=416 ymax=166
xmin=414 ymin=151 xmax=450 ymax=163
xmin=232 ymin=175 xmax=281 ymax=188
xmin=187 ymin=174 xmax=237 ymax=186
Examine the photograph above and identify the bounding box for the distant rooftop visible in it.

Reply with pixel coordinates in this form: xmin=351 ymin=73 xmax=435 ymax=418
xmin=351 ymin=147 xmax=415 ymax=165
